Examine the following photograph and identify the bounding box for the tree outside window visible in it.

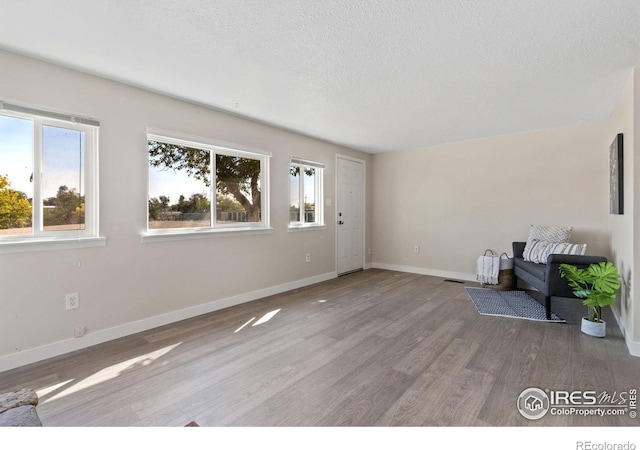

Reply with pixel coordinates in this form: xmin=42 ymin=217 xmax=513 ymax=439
xmin=0 ymin=111 xmax=97 ymax=240
xmin=147 ymin=136 xmax=268 ymax=231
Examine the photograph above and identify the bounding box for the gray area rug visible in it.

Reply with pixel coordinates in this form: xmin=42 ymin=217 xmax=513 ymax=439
xmin=465 ymin=287 xmax=565 ymax=322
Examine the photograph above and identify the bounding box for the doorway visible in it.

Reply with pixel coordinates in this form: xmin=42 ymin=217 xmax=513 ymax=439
xmin=336 ymin=156 xmax=365 ymax=275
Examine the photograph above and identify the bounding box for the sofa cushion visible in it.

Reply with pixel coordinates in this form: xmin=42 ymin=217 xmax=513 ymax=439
xmin=514 ymin=257 xmax=547 ymax=282
xmin=523 ymin=240 xmax=587 ymax=264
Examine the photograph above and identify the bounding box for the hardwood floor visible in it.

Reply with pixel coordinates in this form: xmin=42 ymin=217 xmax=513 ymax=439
xmin=1 ymin=269 xmax=639 ymax=427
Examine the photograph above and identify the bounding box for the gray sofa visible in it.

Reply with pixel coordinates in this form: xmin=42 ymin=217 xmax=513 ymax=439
xmin=512 ymin=241 xmax=607 ymax=320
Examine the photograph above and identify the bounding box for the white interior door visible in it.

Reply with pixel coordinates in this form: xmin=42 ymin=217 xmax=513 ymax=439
xmin=337 ymin=156 xmax=364 ymax=275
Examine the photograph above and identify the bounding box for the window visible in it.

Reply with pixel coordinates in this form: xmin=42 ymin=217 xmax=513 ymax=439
xmin=289 ymin=157 xmax=324 ymax=228
xmin=0 ymin=102 xmax=99 ymax=247
xmin=147 ymin=130 xmax=270 ymax=235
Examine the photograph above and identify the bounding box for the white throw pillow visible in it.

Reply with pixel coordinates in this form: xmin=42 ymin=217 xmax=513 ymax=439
xmin=527 ymin=225 xmax=572 ymax=244
xmin=523 ymin=239 xmax=587 ymax=264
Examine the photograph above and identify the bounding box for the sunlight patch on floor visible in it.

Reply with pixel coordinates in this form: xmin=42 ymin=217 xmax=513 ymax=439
xmin=234 ymin=317 xmax=256 ymax=333
xmin=36 ymin=379 xmax=74 ymax=399
xmin=234 ymin=309 xmax=281 ymax=334
xmin=41 ymin=343 xmax=181 ymax=404
xmin=253 ymin=309 xmax=281 ymax=327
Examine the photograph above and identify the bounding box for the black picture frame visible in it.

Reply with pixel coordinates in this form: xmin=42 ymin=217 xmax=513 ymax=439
xmin=610 ymin=133 xmax=623 ymax=215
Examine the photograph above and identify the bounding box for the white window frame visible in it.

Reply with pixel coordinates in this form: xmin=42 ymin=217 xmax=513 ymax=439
xmin=0 ymin=102 xmax=103 ymax=253
xmin=143 ymin=129 xmax=271 ymax=242
xmin=288 ymin=157 xmax=325 ymax=230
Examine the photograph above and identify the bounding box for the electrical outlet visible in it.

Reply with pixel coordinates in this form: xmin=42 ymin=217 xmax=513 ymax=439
xmin=305 ymin=253 xmax=311 ymax=263
xmin=65 ymin=293 xmax=79 ymax=310
xmin=74 ymin=325 xmax=86 ymax=337
xmin=414 ymin=246 xmax=420 ymax=254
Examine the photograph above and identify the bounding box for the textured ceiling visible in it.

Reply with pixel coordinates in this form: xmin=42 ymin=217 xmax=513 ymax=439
xmin=0 ymin=0 xmax=639 ymax=153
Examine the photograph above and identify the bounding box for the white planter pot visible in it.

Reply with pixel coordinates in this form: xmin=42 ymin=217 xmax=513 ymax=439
xmin=581 ymin=317 xmax=606 ymax=337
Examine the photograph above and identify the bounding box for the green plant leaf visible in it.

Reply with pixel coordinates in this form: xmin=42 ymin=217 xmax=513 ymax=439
xmin=559 ymin=264 xmax=584 ymax=281
xmin=559 ymin=261 xmax=621 ymax=311
xmin=586 ymin=262 xmax=621 ymax=294
xmin=559 ymin=264 xmax=588 ymax=292
xmin=571 ymin=289 xmax=590 ymax=299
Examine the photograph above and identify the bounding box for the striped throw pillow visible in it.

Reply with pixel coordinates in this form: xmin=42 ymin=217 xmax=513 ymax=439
xmin=523 ymin=239 xmax=587 ymax=264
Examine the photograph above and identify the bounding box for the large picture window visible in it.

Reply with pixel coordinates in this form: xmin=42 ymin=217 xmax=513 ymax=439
xmin=289 ymin=157 xmax=324 ymax=228
xmin=147 ymin=131 xmax=270 ymax=234
xmin=0 ymin=103 xmax=99 ymax=245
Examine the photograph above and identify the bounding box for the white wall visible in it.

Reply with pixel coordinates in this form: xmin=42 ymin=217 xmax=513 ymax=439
xmin=608 ymin=68 xmax=636 ymax=351
xmin=372 ymin=123 xmax=612 ymax=280
xmin=0 ymin=50 xmax=372 ymax=371
xmin=372 ymin=76 xmax=640 ymax=356
xmin=634 ymin=68 xmax=640 ymax=349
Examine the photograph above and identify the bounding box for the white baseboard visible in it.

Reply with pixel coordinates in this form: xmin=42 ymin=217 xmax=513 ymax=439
xmin=0 ymin=271 xmax=337 ymax=373
xmin=371 ymin=262 xmax=476 ymax=283
xmin=624 ymin=335 xmax=640 ymax=357
xmin=611 ymin=306 xmax=640 ymax=357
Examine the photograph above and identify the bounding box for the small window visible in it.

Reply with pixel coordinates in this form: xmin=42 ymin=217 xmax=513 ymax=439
xmin=0 ymin=104 xmax=99 ymax=244
xmin=289 ymin=157 xmax=324 ymax=228
xmin=147 ymin=131 xmax=270 ymax=234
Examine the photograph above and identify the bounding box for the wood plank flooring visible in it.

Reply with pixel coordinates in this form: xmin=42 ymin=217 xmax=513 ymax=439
xmin=1 ymin=269 xmax=639 ymax=427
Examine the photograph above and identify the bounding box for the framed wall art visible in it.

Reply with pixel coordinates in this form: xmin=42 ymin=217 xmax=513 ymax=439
xmin=609 ymin=133 xmax=623 ymax=215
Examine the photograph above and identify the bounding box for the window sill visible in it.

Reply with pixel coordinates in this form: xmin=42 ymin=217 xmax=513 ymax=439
xmin=0 ymin=236 xmax=107 ymax=254
xmin=288 ymin=224 xmax=327 ymax=232
xmin=141 ymin=227 xmax=274 ymax=243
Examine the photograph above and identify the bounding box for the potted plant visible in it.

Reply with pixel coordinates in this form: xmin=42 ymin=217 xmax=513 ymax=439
xmin=559 ymin=262 xmax=621 ymax=337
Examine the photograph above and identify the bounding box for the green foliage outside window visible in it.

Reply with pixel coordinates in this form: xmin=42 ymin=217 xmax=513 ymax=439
xmin=0 ymin=174 xmax=32 ymax=229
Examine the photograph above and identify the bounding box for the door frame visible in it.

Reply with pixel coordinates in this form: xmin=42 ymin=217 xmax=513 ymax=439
xmin=335 ymin=154 xmax=367 ymax=275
